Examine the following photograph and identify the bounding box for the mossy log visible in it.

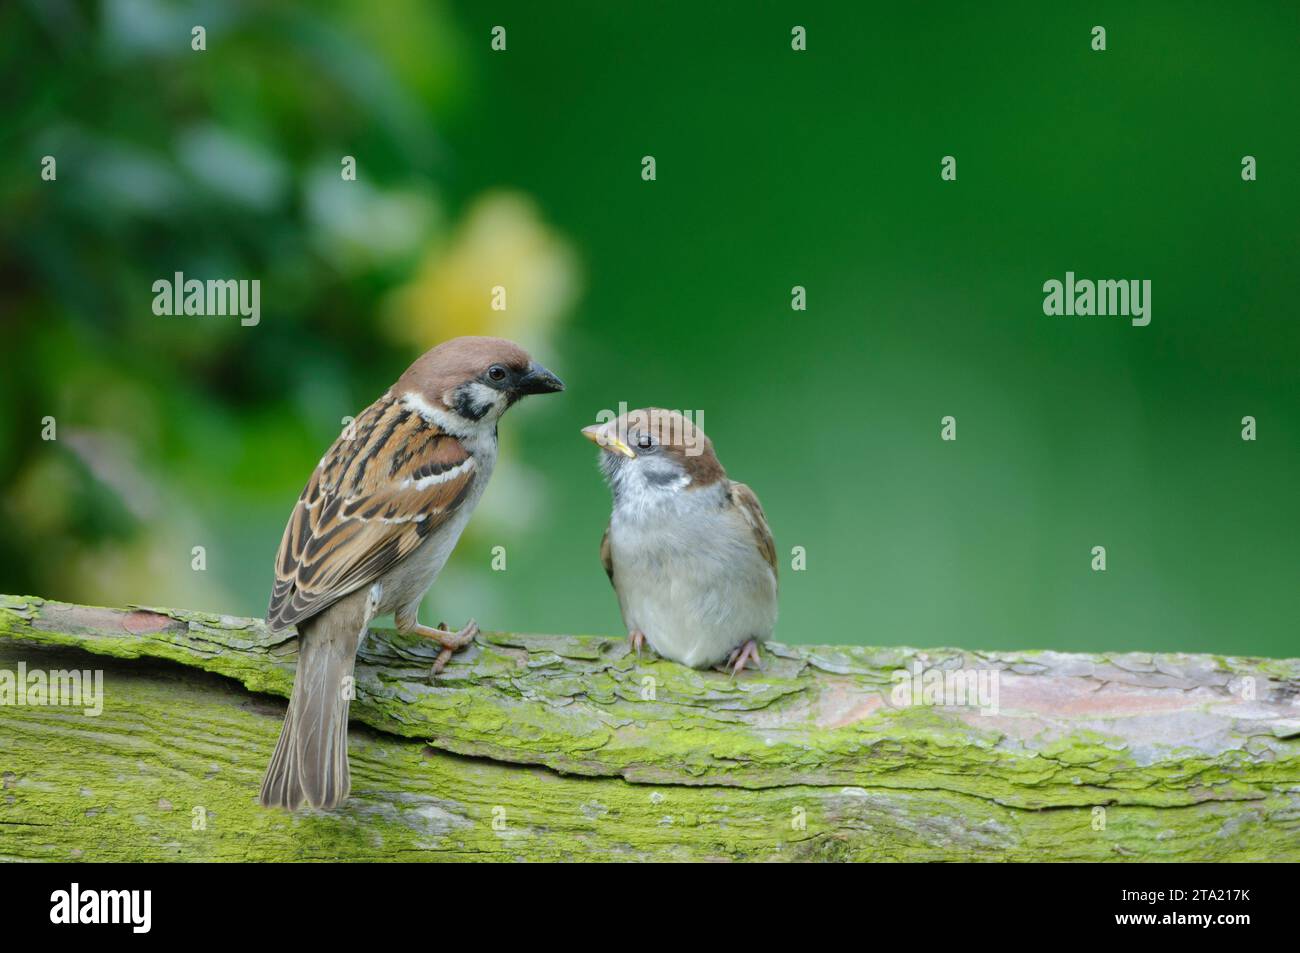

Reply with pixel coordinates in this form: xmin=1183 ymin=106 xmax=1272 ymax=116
xmin=1 ymin=594 xmax=1298 ymax=861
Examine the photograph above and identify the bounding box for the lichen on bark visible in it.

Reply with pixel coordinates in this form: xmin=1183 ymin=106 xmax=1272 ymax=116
xmin=1 ymin=594 xmax=1297 ymax=861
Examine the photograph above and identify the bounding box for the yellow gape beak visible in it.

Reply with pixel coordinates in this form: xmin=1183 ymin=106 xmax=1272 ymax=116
xmin=581 ymin=424 xmax=636 ymax=458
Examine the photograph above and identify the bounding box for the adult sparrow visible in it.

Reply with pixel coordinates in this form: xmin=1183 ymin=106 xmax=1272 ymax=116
xmin=582 ymin=408 xmax=777 ymax=674
xmin=260 ymin=336 xmax=563 ymax=810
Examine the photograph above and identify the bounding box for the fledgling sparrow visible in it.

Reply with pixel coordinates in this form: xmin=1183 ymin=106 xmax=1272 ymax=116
xmin=260 ymin=336 xmax=563 ymax=810
xmin=583 ymin=408 xmax=777 ymax=674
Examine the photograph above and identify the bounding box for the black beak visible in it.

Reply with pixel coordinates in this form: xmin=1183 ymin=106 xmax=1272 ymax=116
xmin=515 ymin=362 xmax=565 ymax=396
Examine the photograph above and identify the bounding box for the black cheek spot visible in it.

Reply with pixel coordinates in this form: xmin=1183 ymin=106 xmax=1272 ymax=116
xmin=643 ymin=466 xmax=681 ymax=488
xmin=452 ymin=386 xmax=492 ymax=421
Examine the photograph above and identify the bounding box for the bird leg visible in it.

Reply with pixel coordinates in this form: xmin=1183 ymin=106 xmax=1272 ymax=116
xmin=717 ymin=639 xmax=764 ymax=677
xmin=627 ymin=629 xmax=648 ymax=658
xmin=402 ymin=618 xmax=479 ymax=678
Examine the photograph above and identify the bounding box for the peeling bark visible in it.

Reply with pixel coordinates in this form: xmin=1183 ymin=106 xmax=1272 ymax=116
xmin=1 ymin=594 xmax=1297 ymax=861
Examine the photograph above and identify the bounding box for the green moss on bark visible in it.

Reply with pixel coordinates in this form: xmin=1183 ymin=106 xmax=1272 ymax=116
xmin=1 ymin=595 xmax=1297 ymax=861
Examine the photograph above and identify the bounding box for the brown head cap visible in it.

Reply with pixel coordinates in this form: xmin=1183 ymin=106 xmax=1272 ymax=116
xmin=396 ymin=336 xmax=534 ymax=405
xmin=587 ymin=407 xmax=726 ymax=487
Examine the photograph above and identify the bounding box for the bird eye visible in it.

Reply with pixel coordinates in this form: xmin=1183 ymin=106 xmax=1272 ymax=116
xmin=635 ymin=432 xmax=655 ymax=451
xmin=487 ymin=364 xmax=508 ymax=383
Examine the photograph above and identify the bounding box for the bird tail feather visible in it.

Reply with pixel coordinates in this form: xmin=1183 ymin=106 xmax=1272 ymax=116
xmin=260 ymin=589 xmax=372 ymax=810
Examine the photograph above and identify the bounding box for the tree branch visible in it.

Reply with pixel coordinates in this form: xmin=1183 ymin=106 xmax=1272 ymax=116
xmin=1 ymin=594 xmax=1297 ymax=860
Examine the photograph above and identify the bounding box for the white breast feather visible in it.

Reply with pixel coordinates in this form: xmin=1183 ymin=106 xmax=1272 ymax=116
xmin=609 ymin=482 xmax=777 ymax=668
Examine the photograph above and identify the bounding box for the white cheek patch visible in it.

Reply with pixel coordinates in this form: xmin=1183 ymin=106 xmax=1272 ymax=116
xmin=611 ymin=459 xmax=691 ymax=518
xmin=402 ymin=391 xmax=459 ymax=430
xmin=646 ymin=469 xmax=690 ymax=493
xmin=402 ymin=390 xmax=497 ymax=438
xmin=460 ymin=381 xmax=508 ymax=420
xmin=639 ymin=455 xmax=690 ymax=491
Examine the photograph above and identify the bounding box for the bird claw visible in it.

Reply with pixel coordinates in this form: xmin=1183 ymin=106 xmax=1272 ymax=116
xmin=627 ymin=630 xmax=647 ymax=659
xmin=717 ymin=639 xmax=763 ymax=678
xmin=414 ymin=619 xmax=479 ymax=680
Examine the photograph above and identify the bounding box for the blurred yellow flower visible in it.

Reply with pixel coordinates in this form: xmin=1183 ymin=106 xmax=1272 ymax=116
xmin=385 ymin=191 xmax=579 ymax=353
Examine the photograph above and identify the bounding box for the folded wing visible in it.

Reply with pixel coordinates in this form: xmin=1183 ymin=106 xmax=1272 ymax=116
xmin=600 ymin=524 xmax=615 ymax=586
xmin=267 ymin=395 xmax=476 ymax=630
xmin=728 ymin=481 xmax=777 ymax=584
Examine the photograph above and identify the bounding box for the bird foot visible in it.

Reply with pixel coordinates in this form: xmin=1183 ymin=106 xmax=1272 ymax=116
xmin=412 ymin=619 xmax=479 ymax=678
xmin=716 ymin=639 xmax=764 ymax=678
xmin=627 ymin=629 xmax=649 ymax=659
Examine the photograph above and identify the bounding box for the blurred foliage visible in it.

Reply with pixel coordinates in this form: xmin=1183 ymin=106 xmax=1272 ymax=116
xmin=0 ymin=0 xmax=577 ymax=621
xmin=1 ymin=1 xmax=1297 ymax=658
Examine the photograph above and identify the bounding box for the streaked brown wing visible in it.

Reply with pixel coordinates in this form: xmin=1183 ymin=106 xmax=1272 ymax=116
xmin=728 ymin=481 xmax=777 ymax=581
xmin=600 ymin=523 xmax=614 ymax=585
xmin=267 ymin=395 xmax=476 ymax=630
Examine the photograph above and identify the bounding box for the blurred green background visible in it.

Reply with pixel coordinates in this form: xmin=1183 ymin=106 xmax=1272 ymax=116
xmin=2 ymin=1 xmax=1296 ymax=657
